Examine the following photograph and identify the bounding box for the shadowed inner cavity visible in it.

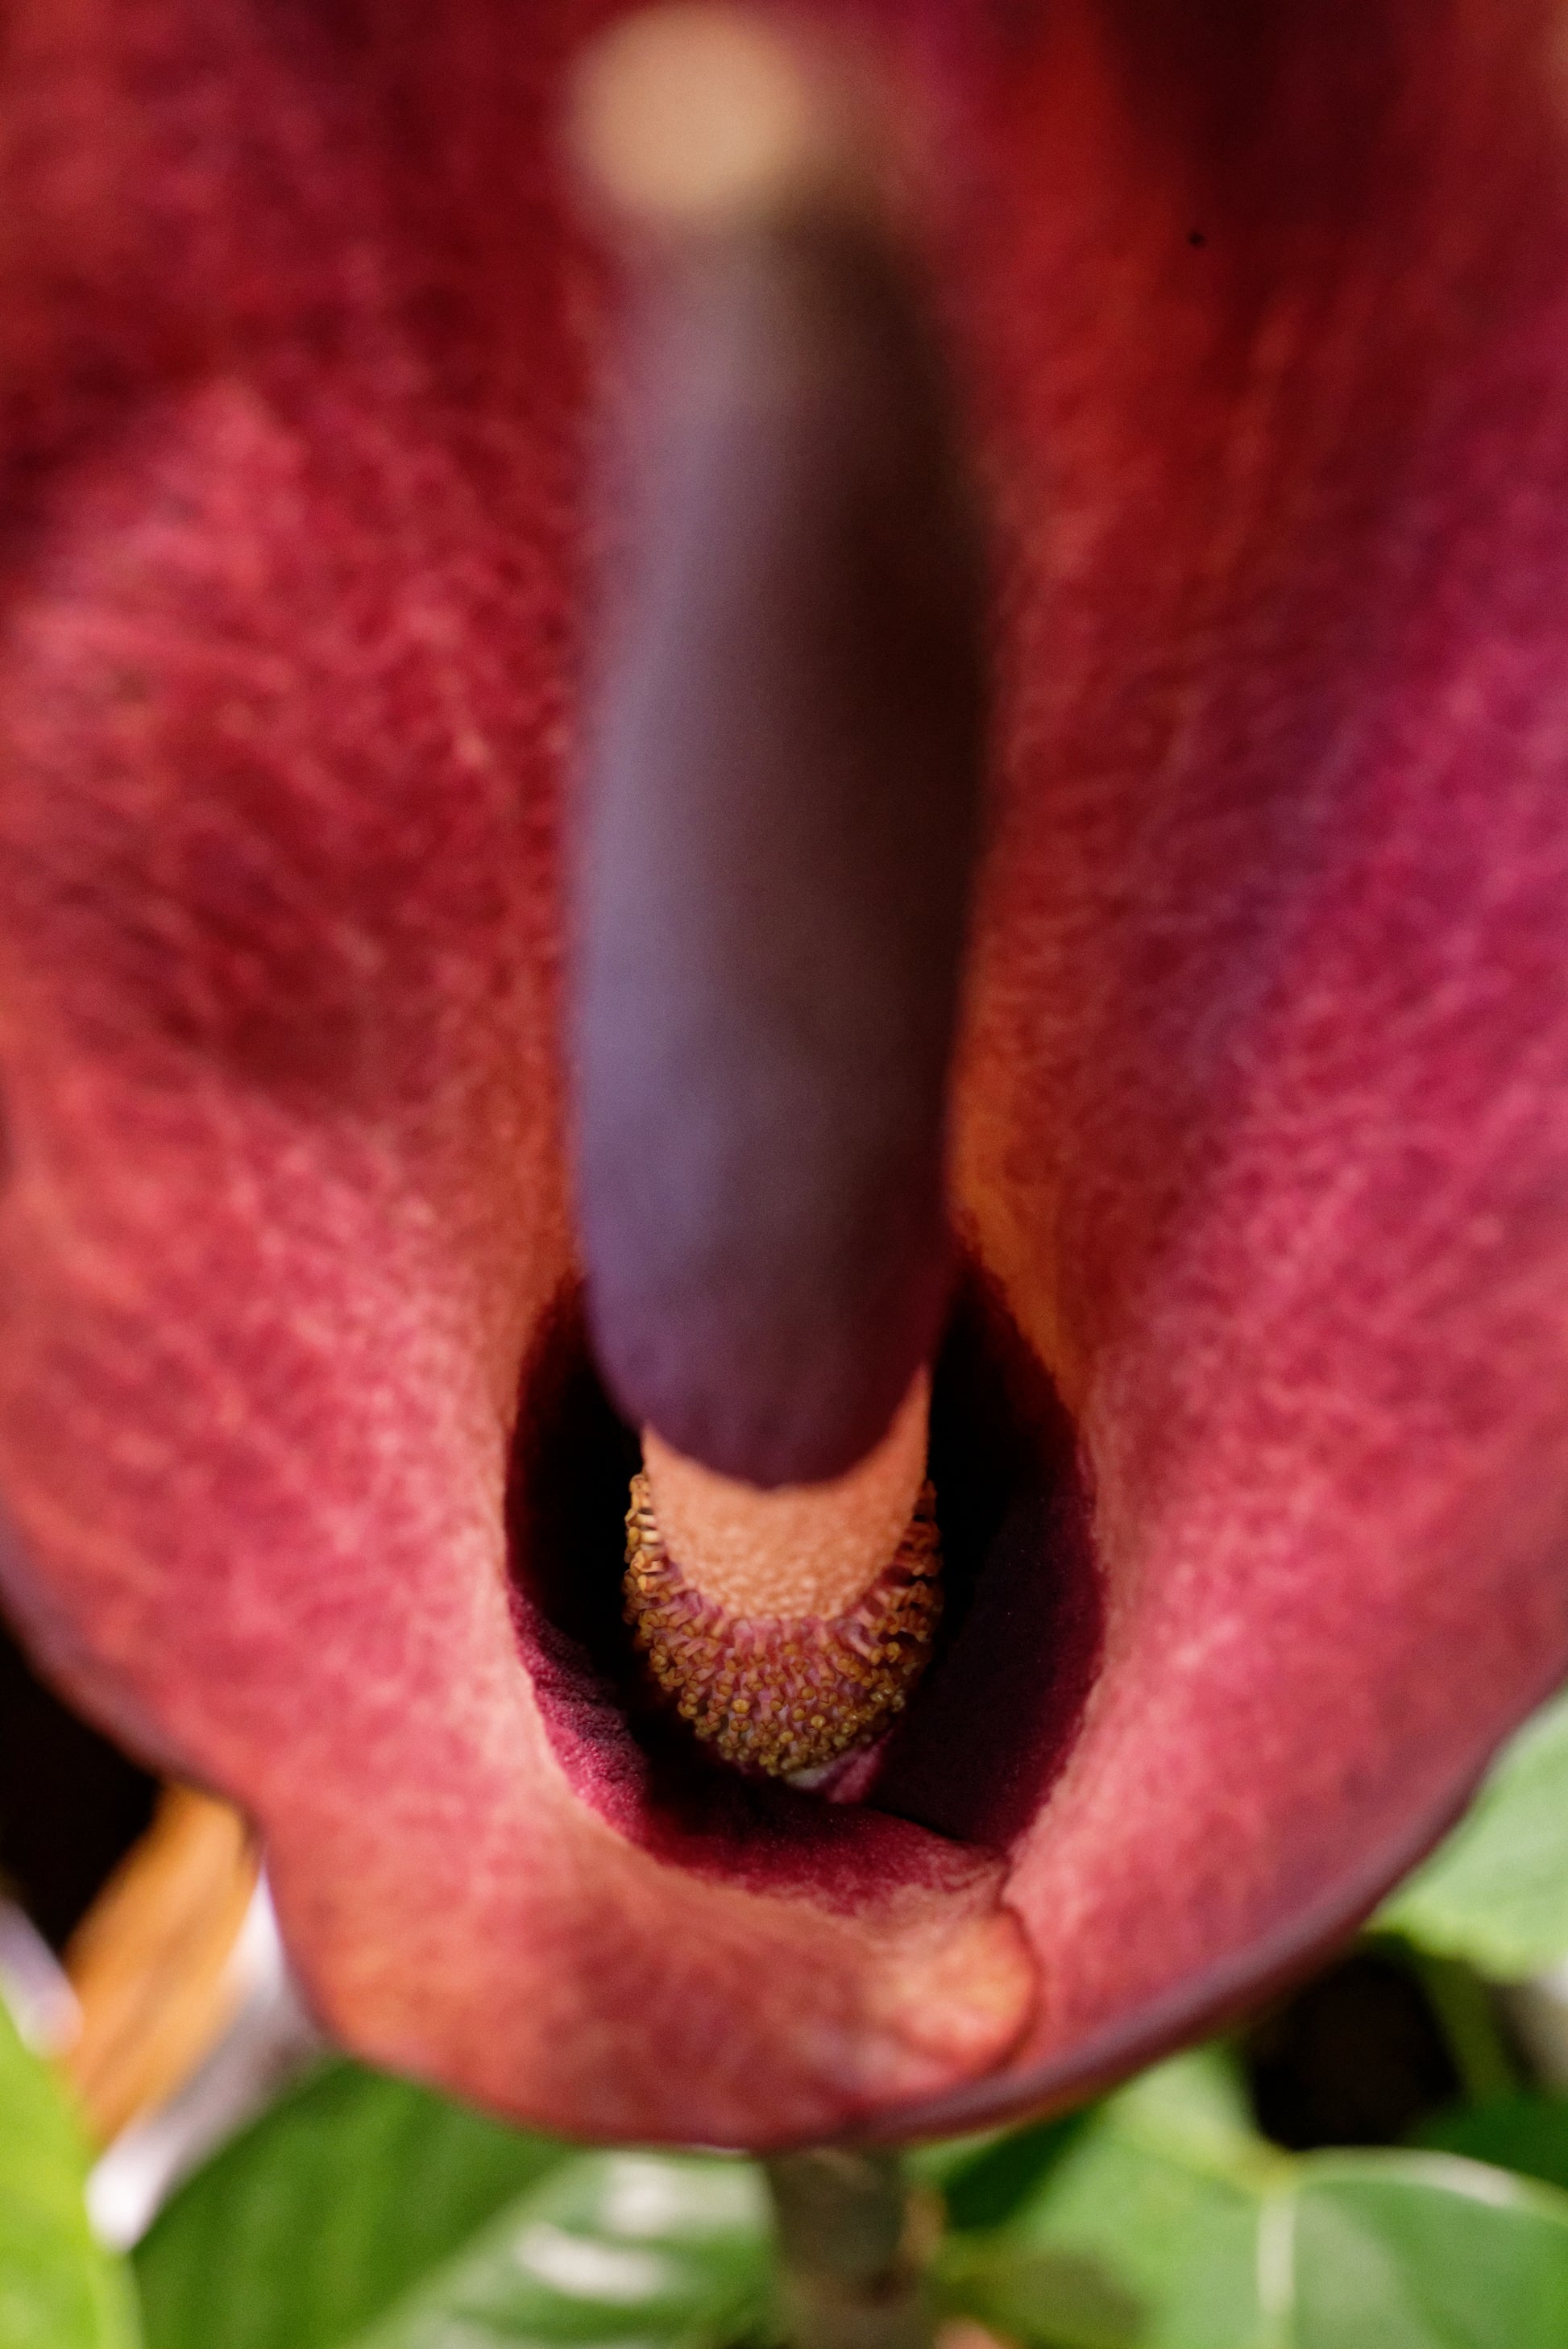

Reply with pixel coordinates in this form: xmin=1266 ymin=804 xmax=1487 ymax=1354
xmin=505 ymin=1264 xmax=1101 ymax=1901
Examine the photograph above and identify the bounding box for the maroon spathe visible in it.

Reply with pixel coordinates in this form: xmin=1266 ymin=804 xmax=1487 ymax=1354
xmin=2 ymin=0 xmax=1568 ymax=2147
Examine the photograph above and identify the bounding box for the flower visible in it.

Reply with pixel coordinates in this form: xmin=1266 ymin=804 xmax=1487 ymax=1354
xmin=2 ymin=0 xmax=1567 ymax=2150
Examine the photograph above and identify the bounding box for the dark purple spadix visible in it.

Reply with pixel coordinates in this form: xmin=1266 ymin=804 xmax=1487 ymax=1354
xmin=570 ymin=209 xmax=989 ymax=1486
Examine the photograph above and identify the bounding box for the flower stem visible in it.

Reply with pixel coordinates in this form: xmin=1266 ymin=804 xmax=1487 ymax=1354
xmin=764 ymin=2148 xmax=937 ymax=2349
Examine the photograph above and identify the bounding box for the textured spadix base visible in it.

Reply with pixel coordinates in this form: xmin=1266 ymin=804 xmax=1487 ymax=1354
xmin=624 ymin=1473 xmax=942 ymax=1777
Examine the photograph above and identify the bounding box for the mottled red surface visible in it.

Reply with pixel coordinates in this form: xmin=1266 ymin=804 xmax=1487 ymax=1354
xmin=3 ymin=0 xmax=1568 ymax=2146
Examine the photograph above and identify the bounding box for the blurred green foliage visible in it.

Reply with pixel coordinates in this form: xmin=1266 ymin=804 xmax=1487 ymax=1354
xmin=135 ymin=2066 xmax=770 ymax=2349
xmin=936 ymin=2049 xmax=1568 ymax=2348
xmin=0 ymin=2002 xmax=139 ymax=2348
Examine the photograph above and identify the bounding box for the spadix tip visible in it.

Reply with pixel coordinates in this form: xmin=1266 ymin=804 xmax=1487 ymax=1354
xmin=565 ymin=3 xmax=882 ymax=236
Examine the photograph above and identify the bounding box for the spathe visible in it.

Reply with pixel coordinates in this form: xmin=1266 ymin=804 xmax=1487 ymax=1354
xmin=2 ymin=0 xmax=1567 ymax=2146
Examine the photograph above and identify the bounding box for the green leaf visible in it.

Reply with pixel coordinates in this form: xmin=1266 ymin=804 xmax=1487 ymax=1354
xmin=136 ymin=2059 xmax=771 ymax=2349
xmin=1376 ymin=1683 xmax=1568 ymax=1976
xmin=0 ymin=1995 xmax=140 ymax=2349
xmin=1103 ymin=2045 xmax=1258 ymax=2154
xmin=940 ymin=2054 xmax=1568 ymax=2348
xmin=1280 ymin=2156 xmax=1568 ymax=2347
xmin=135 ymin=2060 xmax=567 ymax=2349
xmin=937 ymin=2053 xmax=1277 ymax=2349
xmin=912 ymin=2113 xmax=1097 ymax=2233
xmin=1414 ymin=2090 xmax=1568 ymax=2195
xmin=349 ymin=2148 xmax=771 ymax=2349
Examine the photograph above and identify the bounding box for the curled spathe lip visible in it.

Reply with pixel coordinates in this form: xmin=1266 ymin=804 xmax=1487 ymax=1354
xmin=1 ymin=0 xmax=1568 ymax=2148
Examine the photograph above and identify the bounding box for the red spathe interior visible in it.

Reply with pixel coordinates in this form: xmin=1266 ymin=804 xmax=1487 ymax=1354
xmin=2 ymin=0 xmax=1568 ymax=2146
